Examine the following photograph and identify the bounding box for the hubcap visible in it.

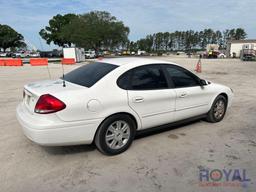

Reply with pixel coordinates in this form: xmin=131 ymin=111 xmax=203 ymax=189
xmin=105 ymin=120 xmax=130 ymax=150
xmin=213 ymin=99 xmax=225 ymax=119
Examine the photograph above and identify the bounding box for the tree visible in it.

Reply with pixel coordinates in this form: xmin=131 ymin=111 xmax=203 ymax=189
xmin=168 ymin=33 xmax=175 ymax=50
xmin=62 ymin=11 xmax=129 ymax=50
xmin=234 ymin=28 xmax=247 ymax=40
xmin=184 ymin=30 xmax=197 ymax=50
xmin=163 ymin=32 xmax=170 ymax=51
xmin=136 ymin=35 xmax=154 ymax=52
xmin=128 ymin=41 xmax=138 ymax=51
xmin=0 ymin=24 xmax=26 ymax=52
xmin=222 ymin=29 xmax=230 ymax=49
xmin=39 ymin=14 xmax=78 ymax=47
xmin=222 ymin=28 xmax=247 ymax=48
xmin=228 ymin=29 xmax=236 ymax=40
xmin=215 ymin=30 xmax=223 ymax=48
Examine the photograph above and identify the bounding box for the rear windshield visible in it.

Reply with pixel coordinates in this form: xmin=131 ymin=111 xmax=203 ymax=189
xmin=63 ymin=62 xmax=118 ymax=87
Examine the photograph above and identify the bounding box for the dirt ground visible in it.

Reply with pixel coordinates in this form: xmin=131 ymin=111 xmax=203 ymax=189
xmin=0 ymin=57 xmax=256 ymax=192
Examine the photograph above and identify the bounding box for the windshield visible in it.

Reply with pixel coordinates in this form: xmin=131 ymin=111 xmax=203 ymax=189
xmin=63 ymin=62 xmax=118 ymax=87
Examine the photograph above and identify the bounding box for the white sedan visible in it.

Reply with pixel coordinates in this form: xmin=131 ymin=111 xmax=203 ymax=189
xmin=16 ymin=58 xmax=233 ymax=155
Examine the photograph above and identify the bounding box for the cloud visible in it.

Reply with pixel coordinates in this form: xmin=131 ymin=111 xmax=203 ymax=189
xmin=0 ymin=0 xmax=254 ymax=50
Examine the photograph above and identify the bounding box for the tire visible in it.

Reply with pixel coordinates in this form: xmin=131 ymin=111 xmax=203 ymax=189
xmin=206 ymin=95 xmax=227 ymax=123
xmin=94 ymin=114 xmax=136 ymax=155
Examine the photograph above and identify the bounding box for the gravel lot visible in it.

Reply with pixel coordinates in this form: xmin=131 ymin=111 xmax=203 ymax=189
xmin=1 ymin=57 xmax=256 ymax=192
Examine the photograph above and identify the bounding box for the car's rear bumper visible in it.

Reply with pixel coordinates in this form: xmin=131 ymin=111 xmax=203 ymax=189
xmin=16 ymin=103 xmax=102 ymax=146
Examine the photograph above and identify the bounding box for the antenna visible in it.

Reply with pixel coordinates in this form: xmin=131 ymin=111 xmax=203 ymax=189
xmin=61 ymin=62 xmax=66 ymax=87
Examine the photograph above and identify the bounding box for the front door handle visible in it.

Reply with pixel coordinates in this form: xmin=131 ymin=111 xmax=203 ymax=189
xmin=132 ymin=97 xmax=144 ymax=103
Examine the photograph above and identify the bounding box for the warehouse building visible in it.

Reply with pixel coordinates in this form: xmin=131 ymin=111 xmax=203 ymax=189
xmin=226 ymin=39 xmax=256 ymax=58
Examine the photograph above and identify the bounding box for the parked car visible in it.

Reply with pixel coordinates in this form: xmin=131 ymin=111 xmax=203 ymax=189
xmin=241 ymin=44 xmax=256 ymax=61
xmin=96 ymin=51 xmax=104 ymax=58
xmin=16 ymin=58 xmax=233 ymax=155
xmin=103 ymin=51 xmax=111 ymax=55
xmin=85 ymin=50 xmax=96 ymax=59
xmin=29 ymin=52 xmax=40 ymax=58
xmin=176 ymin=51 xmax=185 ymax=55
xmin=115 ymin=51 xmax=122 ymax=56
xmin=122 ymin=50 xmax=130 ymax=55
xmin=52 ymin=49 xmax=63 ymax=58
xmin=186 ymin=52 xmax=192 ymax=58
xmin=0 ymin=52 xmax=7 ymax=57
xmin=12 ymin=52 xmax=26 ymax=58
xmin=39 ymin=51 xmax=53 ymax=58
xmin=218 ymin=53 xmax=227 ymax=59
xmin=137 ymin=50 xmax=146 ymax=56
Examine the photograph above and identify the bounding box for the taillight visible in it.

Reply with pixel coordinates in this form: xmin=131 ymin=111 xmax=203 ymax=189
xmin=34 ymin=94 xmax=66 ymax=114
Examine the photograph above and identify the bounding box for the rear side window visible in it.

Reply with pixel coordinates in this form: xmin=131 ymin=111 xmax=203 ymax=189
xmin=117 ymin=71 xmax=131 ymax=90
xmin=165 ymin=66 xmax=199 ymax=88
xmin=64 ymin=62 xmax=118 ymax=87
xmin=130 ymin=65 xmax=168 ymax=90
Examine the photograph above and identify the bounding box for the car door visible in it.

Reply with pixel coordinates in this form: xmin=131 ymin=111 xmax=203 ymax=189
xmin=163 ymin=65 xmax=211 ymax=121
xmin=126 ymin=64 xmax=176 ymax=129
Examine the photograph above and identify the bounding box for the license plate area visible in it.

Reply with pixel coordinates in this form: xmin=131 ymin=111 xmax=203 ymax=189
xmin=23 ymin=89 xmax=36 ymax=112
xmin=26 ymin=95 xmax=31 ymax=106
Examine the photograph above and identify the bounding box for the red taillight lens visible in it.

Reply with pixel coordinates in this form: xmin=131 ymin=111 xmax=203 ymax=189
xmin=34 ymin=94 xmax=66 ymax=114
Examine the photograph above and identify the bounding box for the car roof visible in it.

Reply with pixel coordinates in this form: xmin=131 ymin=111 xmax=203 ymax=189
xmin=98 ymin=57 xmax=179 ymax=67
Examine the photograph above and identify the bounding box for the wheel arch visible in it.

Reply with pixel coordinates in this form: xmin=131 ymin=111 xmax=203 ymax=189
xmin=93 ymin=112 xmax=139 ymax=141
xmin=219 ymin=92 xmax=228 ymax=105
xmin=208 ymin=92 xmax=229 ymax=113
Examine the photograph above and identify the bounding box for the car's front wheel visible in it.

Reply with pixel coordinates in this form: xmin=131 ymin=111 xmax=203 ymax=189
xmin=95 ymin=114 xmax=136 ymax=155
xmin=206 ymin=95 xmax=227 ymax=123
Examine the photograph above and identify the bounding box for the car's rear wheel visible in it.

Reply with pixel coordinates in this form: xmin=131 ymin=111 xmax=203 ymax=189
xmin=206 ymin=95 xmax=227 ymax=123
xmin=95 ymin=114 xmax=136 ymax=155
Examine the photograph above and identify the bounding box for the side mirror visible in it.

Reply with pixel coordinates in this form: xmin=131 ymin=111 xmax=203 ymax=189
xmin=199 ymin=79 xmax=208 ymax=86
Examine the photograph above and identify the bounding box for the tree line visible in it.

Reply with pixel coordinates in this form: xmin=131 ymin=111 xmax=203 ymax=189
xmin=0 ymin=10 xmax=248 ymax=53
xmin=128 ymin=28 xmax=247 ymax=52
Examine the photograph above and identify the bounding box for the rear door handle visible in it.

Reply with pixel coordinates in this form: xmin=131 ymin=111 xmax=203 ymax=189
xmin=132 ymin=97 xmax=144 ymax=103
xmin=179 ymin=93 xmax=188 ymax=98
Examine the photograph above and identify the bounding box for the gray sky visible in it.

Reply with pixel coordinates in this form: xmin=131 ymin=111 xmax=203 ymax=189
xmin=0 ymin=0 xmax=255 ymax=50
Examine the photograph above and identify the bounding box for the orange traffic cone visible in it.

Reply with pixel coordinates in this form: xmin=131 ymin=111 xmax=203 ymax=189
xmin=195 ymin=59 xmax=202 ymax=73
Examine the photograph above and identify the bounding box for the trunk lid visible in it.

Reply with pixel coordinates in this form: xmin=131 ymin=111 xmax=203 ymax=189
xmin=23 ymin=79 xmax=87 ymax=113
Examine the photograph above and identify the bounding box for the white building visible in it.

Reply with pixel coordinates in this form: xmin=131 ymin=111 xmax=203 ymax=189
xmin=63 ymin=47 xmax=85 ymax=62
xmin=226 ymin=39 xmax=256 ymax=58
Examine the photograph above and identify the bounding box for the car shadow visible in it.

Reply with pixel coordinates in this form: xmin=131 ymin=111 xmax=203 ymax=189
xmin=135 ymin=119 xmax=202 ymax=139
xmin=43 ymin=144 xmax=96 ymax=155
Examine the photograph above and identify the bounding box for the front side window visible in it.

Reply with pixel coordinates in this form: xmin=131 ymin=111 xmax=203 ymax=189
xmin=130 ymin=65 xmax=168 ymax=90
xmin=64 ymin=62 xmax=118 ymax=87
xmin=165 ymin=66 xmax=199 ymax=88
